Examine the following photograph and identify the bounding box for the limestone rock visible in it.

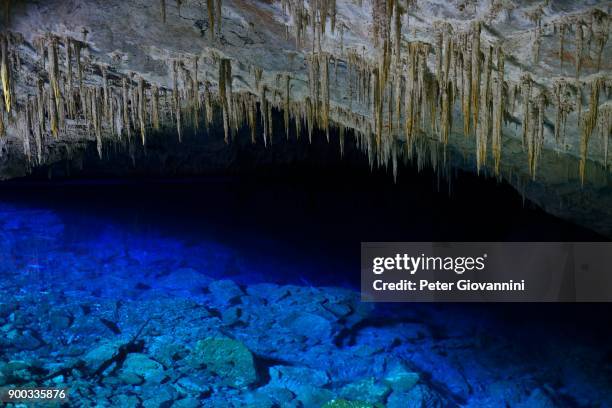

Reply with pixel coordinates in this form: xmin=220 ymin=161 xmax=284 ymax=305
xmin=190 ymin=337 xmax=257 ymax=387
xmin=340 ymin=378 xmax=391 ymax=404
xmin=208 ymin=280 xmax=244 ymax=305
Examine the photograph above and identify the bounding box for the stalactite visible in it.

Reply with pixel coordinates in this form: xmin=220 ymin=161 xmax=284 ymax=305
xmin=476 ymin=46 xmax=492 ymax=173
xmin=49 ymin=85 xmax=59 ymax=139
xmin=33 ymin=97 xmax=42 ymax=164
xmin=576 ymin=81 xmax=582 ymax=125
xmin=48 ymin=36 xmax=61 ymax=112
xmin=102 ymin=66 xmax=110 ymax=122
xmin=93 ymin=87 xmax=102 ymax=158
xmin=206 ymin=0 xmax=215 ymax=41
xmin=138 ymin=77 xmax=146 ymax=146
xmin=283 ymin=73 xmax=290 ymax=139
xmin=470 ymin=22 xmax=481 ymax=135
xmin=321 ymin=53 xmax=330 ymax=142
xmin=1 ymin=33 xmax=11 ymax=113
xmin=521 ymin=74 xmax=532 ymax=149
xmin=558 ymin=22 xmax=566 ymax=68
xmin=247 ymin=95 xmax=256 ymax=143
xmin=601 ymin=106 xmax=611 ymax=170
xmin=372 ymin=67 xmax=382 ymax=149
xmin=36 ymin=78 xmax=45 ymax=136
xmin=204 ymin=85 xmax=213 ymax=131
xmin=338 ymin=124 xmax=345 ymax=157
xmin=22 ymin=99 xmax=32 ymax=162
xmin=579 ymin=78 xmax=603 ymax=184
xmin=592 ymin=9 xmax=609 ymax=72
xmin=461 ymin=35 xmax=471 ymax=137
xmin=219 ymin=58 xmax=232 ymax=143
xmin=65 ymin=38 xmax=75 ymax=118
xmin=161 ymin=0 xmax=166 ymax=23
xmin=267 ymin=90 xmax=274 ymax=144
xmin=262 ymin=86 xmax=269 ymax=146
xmin=192 ymin=57 xmax=199 ymax=131
xmin=215 ymin=0 xmax=222 ymax=36
xmin=575 ymin=22 xmax=583 ymax=79
xmin=113 ymin=94 xmax=123 ymax=138
xmin=527 ymin=93 xmax=546 ymax=180
xmin=0 ymin=103 xmax=4 ymax=137
xmin=173 ymin=61 xmax=182 ymax=142
xmin=122 ymin=77 xmax=131 ymax=140
xmin=130 ymin=78 xmax=138 ymax=131
xmin=152 ymin=85 xmax=160 ymax=131
xmin=491 ymin=46 xmax=504 ymax=176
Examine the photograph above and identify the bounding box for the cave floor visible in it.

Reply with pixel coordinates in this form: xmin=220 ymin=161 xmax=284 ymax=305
xmin=0 ymin=181 xmax=611 ymax=408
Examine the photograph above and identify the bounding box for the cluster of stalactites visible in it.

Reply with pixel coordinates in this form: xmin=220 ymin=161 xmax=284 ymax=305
xmin=553 ymin=9 xmax=610 ymax=76
xmin=1 ymin=32 xmax=213 ymax=163
xmin=579 ymin=76 xmax=609 ymax=184
xmin=282 ymin=0 xmax=338 ymax=50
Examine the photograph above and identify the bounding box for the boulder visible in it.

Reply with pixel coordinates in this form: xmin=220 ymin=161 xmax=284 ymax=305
xmin=340 ymin=378 xmax=391 ymax=404
xmin=208 ymin=280 xmax=244 ymax=305
xmin=119 ymin=353 xmax=166 ymax=384
xmin=190 ymin=337 xmax=257 ymax=387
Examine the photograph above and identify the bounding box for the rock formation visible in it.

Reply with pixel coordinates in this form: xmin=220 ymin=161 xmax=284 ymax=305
xmin=0 ymin=0 xmax=610 ymax=234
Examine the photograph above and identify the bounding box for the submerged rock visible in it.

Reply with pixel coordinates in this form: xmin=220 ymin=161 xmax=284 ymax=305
xmin=208 ymin=280 xmax=244 ymax=305
xmin=119 ymin=353 xmax=165 ymax=384
xmin=269 ymin=365 xmax=330 ymax=390
xmin=189 ymin=337 xmax=257 ymax=387
xmin=283 ymin=312 xmax=333 ymax=343
xmin=340 ymin=378 xmax=391 ymax=404
xmin=383 ymin=369 xmax=420 ymax=392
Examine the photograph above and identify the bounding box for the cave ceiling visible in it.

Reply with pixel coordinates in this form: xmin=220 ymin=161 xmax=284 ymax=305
xmin=0 ymin=0 xmax=611 ymax=234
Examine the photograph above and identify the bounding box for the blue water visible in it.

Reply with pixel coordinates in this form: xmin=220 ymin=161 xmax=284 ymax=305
xmin=1 ymin=176 xmax=611 ymax=407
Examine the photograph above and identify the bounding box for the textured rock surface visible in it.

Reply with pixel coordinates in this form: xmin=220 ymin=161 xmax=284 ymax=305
xmin=0 ymin=0 xmax=610 ymax=234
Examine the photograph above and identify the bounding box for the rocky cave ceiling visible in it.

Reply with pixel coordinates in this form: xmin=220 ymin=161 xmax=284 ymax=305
xmin=0 ymin=0 xmax=610 ymax=234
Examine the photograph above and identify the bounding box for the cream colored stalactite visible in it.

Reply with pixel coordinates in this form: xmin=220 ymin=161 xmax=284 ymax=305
xmin=192 ymin=57 xmax=199 ymax=131
xmin=33 ymin=95 xmax=43 ymax=164
xmin=556 ymin=22 xmax=566 ymax=69
xmin=102 ymin=66 xmax=110 ymax=123
xmin=247 ymin=94 xmax=256 ymax=144
xmin=93 ymin=87 xmax=102 ymax=158
xmin=204 ymin=85 xmax=213 ymax=131
xmin=492 ymin=47 xmax=504 ymax=176
xmin=321 ymin=54 xmax=330 ymax=142
xmin=64 ymin=38 xmax=74 ymax=119
xmin=470 ymin=22 xmax=481 ymax=136
xmin=521 ymin=74 xmax=532 ymax=149
xmin=580 ymin=78 xmax=603 ymax=184
xmin=476 ymin=46 xmax=492 ymax=173
xmin=461 ymin=34 xmax=472 ymax=138
xmin=138 ymin=77 xmax=146 ymax=146
xmin=531 ymin=93 xmax=546 ymax=180
xmin=575 ymin=22 xmax=584 ymax=79
xmin=152 ymin=86 xmax=160 ymax=131
xmin=0 ymin=34 xmax=10 ymax=114
xmin=47 ymin=36 xmax=62 ymax=138
xmin=215 ymin=0 xmax=222 ymax=37
xmin=173 ymin=61 xmax=183 ymax=142
xmin=218 ymin=58 xmax=232 ymax=143
xmin=122 ymin=78 xmax=131 ymax=140
xmin=130 ymin=79 xmax=138 ymax=132
xmin=261 ymin=86 xmax=269 ymax=146
xmin=283 ymin=73 xmax=290 ymax=139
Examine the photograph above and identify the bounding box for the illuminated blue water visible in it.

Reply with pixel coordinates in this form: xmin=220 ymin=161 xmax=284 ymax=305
xmin=0 ymin=178 xmax=610 ymax=407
